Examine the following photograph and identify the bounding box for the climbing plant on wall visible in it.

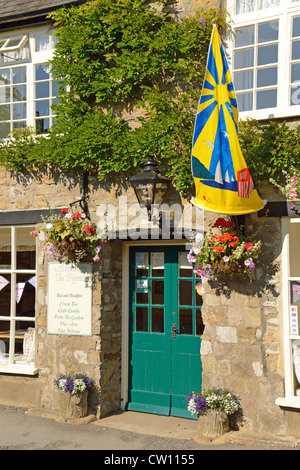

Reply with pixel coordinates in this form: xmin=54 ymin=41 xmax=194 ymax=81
xmin=0 ymin=0 xmax=299 ymax=198
xmin=0 ymin=0 xmax=227 ymax=196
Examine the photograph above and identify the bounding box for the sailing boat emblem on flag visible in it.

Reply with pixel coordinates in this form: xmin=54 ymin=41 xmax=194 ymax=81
xmin=191 ymin=25 xmax=264 ymax=215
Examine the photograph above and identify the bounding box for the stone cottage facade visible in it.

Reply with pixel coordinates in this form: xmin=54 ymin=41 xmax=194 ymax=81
xmin=0 ymin=0 xmax=300 ymax=442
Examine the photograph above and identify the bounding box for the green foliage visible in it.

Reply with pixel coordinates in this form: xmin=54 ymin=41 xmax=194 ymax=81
xmin=239 ymin=119 xmax=300 ymax=186
xmin=0 ymin=0 xmax=227 ymax=196
xmin=1 ymin=1 xmax=299 ymax=197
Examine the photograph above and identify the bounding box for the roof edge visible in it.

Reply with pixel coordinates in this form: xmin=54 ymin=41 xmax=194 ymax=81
xmin=0 ymin=0 xmax=88 ymax=29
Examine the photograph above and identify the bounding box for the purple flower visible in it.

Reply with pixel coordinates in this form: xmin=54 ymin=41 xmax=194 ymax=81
xmin=198 ymin=18 xmax=206 ymax=25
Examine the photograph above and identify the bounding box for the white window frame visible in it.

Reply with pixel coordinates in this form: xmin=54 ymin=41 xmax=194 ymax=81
xmin=276 ymin=217 xmax=300 ymax=409
xmin=0 ymin=35 xmax=28 ymax=53
xmin=226 ymin=0 xmax=300 ymax=120
xmin=0 ymin=25 xmax=57 ymax=139
xmin=0 ymin=225 xmax=37 ymax=375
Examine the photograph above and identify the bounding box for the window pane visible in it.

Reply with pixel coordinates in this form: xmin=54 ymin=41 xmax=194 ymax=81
xmin=35 ymin=99 xmax=49 ymax=117
xmin=0 ymin=70 xmax=10 ymax=84
xmin=13 ymin=102 xmax=26 ymax=120
xmin=290 ymin=85 xmax=300 ymax=105
xmin=14 ymin=324 xmax=35 ymax=364
xmin=35 ymin=35 xmax=50 ymax=52
xmin=292 ymin=40 xmax=300 ymax=61
xmin=236 ymin=0 xmax=254 ymax=15
xmin=259 ymin=0 xmax=279 ymax=9
xmin=0 ymin=104 xmax=10 ymax=120
xmin=195 ymin=310 xmax=204 ymax=336
xmin=0 ymin=87 xmax=10 ymax=103
xmin=257 ymin=66 xmax=277 ymax=87
xmin=13 ymin=85 xmax=26 ymax=102
xmin=136 ymin=306 xmax=148 ymax=332
xmin=292 ymin=17 xmax=300 ymax=38
xmin=35 ymin=117 xmax=49 ymax=134
xmin=16 ymin=227 xmax=36 ymax=270
xmin=291 ymin=63 xmax=300 ymax=83
xmin=151 ymin=307 xmax=164 ymax=333
xmin=151 ymin=279 xmax=164 ymax=305
xmin=13 ymin=121 xmax=26 ymax=131
xmin=179 ymin=309 xmax=192 ymax=335
xmin=0 ymin=228 xmax=11 ymax=267
xmin=234 ymin=48 xmax=254 ymax=69
xmin=12 ymin=67 xmax=26 ymax=84
xmin=257 ymin=44 xmax=278 ymax=65
xmin=179 ymin=280 xmax=192 ymax=306
xmin=178 ymin=252 xmax=193 ymax=277
xmin=0 ymin=319 xmax=10 ymax=364
xmin=151 ymin=252 xmax=164 ymax=277
xmin=136 ymin=291 xmax=148 ymax=304
xmin=135 ymin=252 xmax=148 ymax=277
xmin=136 ymin=279 xmax=148 ymax=293
xmin=16 ymin=274 xmax=36 ymax=316
xmin=136 ymin=278 xmax=148 ymax=303
xmin=195 ymin=284 xmax=203 ymax=306
xmin=258 ymin=21 xmax=279 ymax=44
xmin=0 ymin=122 xmax=10 ymax=139
xmin=0 ymin=274 xmax=11 ymax=314
xmin=51 ymin=100 xmax=58 ymax=115
xmin=35 ymin=81 xmax=49 ymax=99
xmin=51 ymin=80 xmax=60 ymax=97
xmin=35 ymin=64 xmax=50 ymax=81
xmin=235 ymin=25 xmax=254 ymax=47
xmin=234 ymin=69 xmax=253 ymax=90
xmin=256 ymin=89 xmax=277 ymax=108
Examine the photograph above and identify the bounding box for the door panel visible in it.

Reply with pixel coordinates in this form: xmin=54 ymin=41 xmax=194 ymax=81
xmin=127 ymin=246 xmax=202 ymax=418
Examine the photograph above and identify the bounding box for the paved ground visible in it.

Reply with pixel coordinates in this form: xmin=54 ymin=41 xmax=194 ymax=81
xmin=0 ymin=405 xmax=299 ymax=453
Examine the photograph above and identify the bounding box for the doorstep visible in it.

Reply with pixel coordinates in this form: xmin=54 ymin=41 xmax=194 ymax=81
xmin=92 ymin=410 xmax=198 ymax=441
xmin=92 ymin=410 xmax=300 ymax=447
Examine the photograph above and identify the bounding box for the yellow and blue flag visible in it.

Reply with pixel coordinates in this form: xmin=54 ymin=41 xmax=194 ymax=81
xmin=191 ymin=25 xmax=264 ymax=215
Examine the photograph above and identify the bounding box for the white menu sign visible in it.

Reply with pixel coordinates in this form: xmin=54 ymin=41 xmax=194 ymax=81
xmin=47 ymin=263 xmax=92 ymax=336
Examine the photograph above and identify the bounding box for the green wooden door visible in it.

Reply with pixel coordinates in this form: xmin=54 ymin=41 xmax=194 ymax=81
xmin=126 ymin=246 xmax=203 ymax=419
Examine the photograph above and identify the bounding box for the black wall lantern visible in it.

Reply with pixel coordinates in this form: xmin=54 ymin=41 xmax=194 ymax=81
xmin=130 ymin=159 xmax=170 ymax=220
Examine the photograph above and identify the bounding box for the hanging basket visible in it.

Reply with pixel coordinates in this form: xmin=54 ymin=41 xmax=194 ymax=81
xmin=210 ymin=259 xmax=242 ymax=278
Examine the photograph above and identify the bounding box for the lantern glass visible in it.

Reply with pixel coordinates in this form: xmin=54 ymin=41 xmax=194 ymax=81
xmin=130 ymin=160 xmax=170 ymax=216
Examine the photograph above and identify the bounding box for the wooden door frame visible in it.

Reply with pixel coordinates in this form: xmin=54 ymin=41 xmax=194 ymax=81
xmin=120 ymin=240 xmax=189 ymax=410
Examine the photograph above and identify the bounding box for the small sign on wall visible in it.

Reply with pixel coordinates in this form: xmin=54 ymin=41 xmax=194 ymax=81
xmin=290 ymin=305 xmax=299 ymax=336
xmin=47 ymin=263 xmax=93 ymax=336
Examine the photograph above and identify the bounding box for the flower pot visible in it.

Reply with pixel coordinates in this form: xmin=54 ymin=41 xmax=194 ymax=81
xmin=196 ymin=409 xmax=229 ymax=440
xmin=58 ymin=389 xmax=88 ymax=419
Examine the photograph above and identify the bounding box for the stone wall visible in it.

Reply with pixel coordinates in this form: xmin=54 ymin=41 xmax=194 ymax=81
xmin=199 ymin=207 xmax=300 ymax=438
xmin=1 ymin=163 xmax=300 ymax=434
xmin=35 ymin=221 xmax=123 ymax=418
xmin=0 ymin=165 xmax=197 ymax=418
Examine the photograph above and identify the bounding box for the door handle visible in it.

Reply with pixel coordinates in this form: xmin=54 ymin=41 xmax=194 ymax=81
xmin=172 ymin=323 xmax=179 ymax=338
